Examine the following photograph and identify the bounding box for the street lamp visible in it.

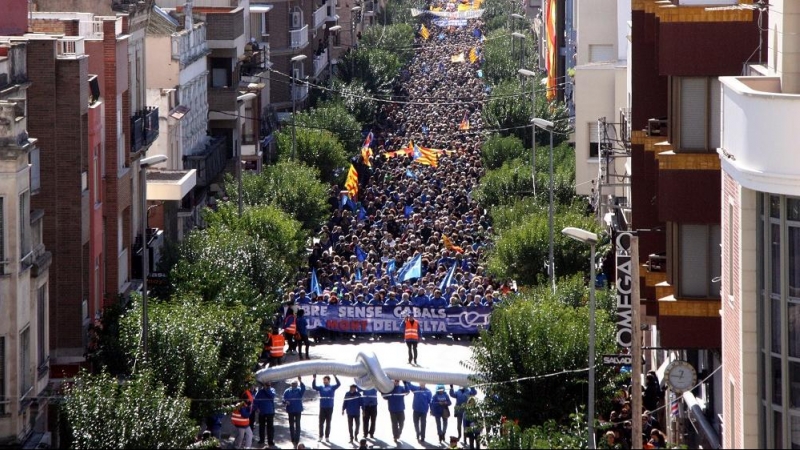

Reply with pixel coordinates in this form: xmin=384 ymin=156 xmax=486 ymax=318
xmin=561 ymin=226 xmax=599 ymax=450
xmin=351 ymin=6 xmax=362 ymax=48
xmin=511 ymin=32 xmax=526 ymax=63
xmin=139 ymin=154 xmax=168 ymax=356
xmin=290 ymin=54 xmax=307 ymax=161
xmin=533 ymin=117 xmax=555 ymax=294
xmin=518 ymin=68 xmax=537 ymax=197
xmin=236 ymin=92 xmax=257 ymax=216
xmin=328 ymin=25 xmax=341 ymax=91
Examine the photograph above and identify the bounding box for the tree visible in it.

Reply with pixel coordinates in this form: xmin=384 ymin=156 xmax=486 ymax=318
xmin=119 ymin=295 xmax=261 ymax=421
xmin=359 ymin=23 xmax=416 ymax=62
xmin=295 ymin=102 xmax=363 ymax=152
xmin=330 ymin=79 xmax=379 ymax=125
xmin=488 ymin=414 xmax=588 ymax=449
xmin=337 ymin=48 xmax=404 ymax=95
xmin=233 ymin=161 xmax=330 ymax=231
xmin=482 ymin=29 xmax=539 ymax=87
xmin=482 ymin=133 xmax=528 ymax=170
xmin=62 ymin=369 xmax=197 ymax=449
xmin=275 ymin=127 xmax=348 ymax=184
xmin=468 ymin=280 xmax=616 ymax=429
xmin=485 ymin=203 xmax=602 ymax=286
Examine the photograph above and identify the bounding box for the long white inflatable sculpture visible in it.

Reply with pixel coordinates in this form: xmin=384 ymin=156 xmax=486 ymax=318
xmin=255 ymin=351 xmax=477 ymax=393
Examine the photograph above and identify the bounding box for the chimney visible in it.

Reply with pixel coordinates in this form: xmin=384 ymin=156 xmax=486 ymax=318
xmin=184 ymin=0 xmax=194 ymax=30
xmin=0 ymin=0 xmax=29 ymax=36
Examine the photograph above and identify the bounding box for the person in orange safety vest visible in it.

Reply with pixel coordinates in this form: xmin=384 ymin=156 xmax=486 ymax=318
xmin=403 ymin=315 xmax=421 ymax=365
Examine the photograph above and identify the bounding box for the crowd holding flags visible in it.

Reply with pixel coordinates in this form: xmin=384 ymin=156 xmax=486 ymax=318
xmin=443 ymin=234 xmax=465 ymax=254
xmin=411 ymin=141 xmax=439 ymax=167
xmin=344 ymin=165 xmax=359 ymax=200
xmin=459 ymin=111 xmax=470 ymax=131
xmin=420 ymin=24 xmax=431 ymax=40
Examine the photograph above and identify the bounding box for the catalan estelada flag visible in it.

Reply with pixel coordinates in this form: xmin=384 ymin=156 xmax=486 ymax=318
xmin=361 ymin=146 xmax=373 ymax=167
xmin=545 ymin=0 xmax=557 ymax=101
xmin=362 ymin=131 xmax=374 ymax=148
xmin=420 ymin=24 xmax=430 ymax=40
xmin=411 ymin=141 xmax=438 ymax=168
xmin=459 ymin=111 xmax=470 ymax=131
xmin=344 ymin=164 xmax=359 ymax=200
xmin=442 ymin=234 xmax=465 ymax=254
xmin=469 ymin=47 xmax=479 ymax=64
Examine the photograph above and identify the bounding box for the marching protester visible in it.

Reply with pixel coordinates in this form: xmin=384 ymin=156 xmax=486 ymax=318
xmin=231 ymin=390 xmax=254 ymax=449
xmin=404 ymin=381 xmax=433 ymax=442
xmin=254 ymin=381 xmax=277 ymax=447
xmin=283 ymin=377 xmax=306 ymax=448
xmin=450 ymin=384 xmax=478 ymax=444
xmin=358 ymin=385 xmax=380 ymax=439
xmin=403 ymin=314 xmax=421 ymax=365
xmin=431 ymin=384 xmax=453 ymax=443
xmin=342 ymin=384 xmax=363 ymax=443
xmin=312 ymin=374 xmax=342 ymax=442
xmin=382 ymin=379 xmax=410 ymax=443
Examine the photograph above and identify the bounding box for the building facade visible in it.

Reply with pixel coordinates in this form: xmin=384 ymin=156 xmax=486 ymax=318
xmin=0 ymin=39 xmax=52 ymax=448
xmin=719 ymin=1 xmax=800 ymax=448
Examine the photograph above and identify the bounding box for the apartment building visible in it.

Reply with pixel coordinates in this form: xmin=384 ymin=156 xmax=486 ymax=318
xmin=718 ymin=1 xmax=800 ymax=448
xmin=0 ymin=38 xmax=52 ymax=447
xmin=627 ymin=0 xmax=760 ymax=446
xmin=572 ymin=0 xmax=629 ymax=210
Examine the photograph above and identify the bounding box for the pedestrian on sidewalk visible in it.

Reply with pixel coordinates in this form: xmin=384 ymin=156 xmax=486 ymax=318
xmin=403 ymin=314 xmax=421 ymax=365
xmin=357 ymin=385 xmax=379 ymax=439
xmin=283 ymin=377 xmax=306 ymax=448
xmin=296 ymin=309 xmax=311 ymax=359
xmin=312 ymin=374 xmax=341 ymax=442
xmin=342 ymin=384 xmax=363 ymax=443
xmin=450 ymin=384 xmax=478 ymax=444
xmin=283 ymin=309 xmax=298 ymax=354
xmin=430 ymin=385 xmax=453 ymax=443
xmin=404 ymin=381 xmax=432 ymax=442
xmin=232 ymin=391 xmax=254 ymax=449
xmin=382 ymin=379 xmax=410 ymax=443
xmin=254 ymin=381 xmax=276 ymax=447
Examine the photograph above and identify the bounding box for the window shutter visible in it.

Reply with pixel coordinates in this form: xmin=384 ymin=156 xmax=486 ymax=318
xmin=710 ymin=78 xmax=721 ymax=149
xmin=680 ymin=78 xmax=708 ymax=150
xmin=588 ymin=122 xmax=600 ymax=143
xmin=680 ymin=224 xmax=709 ymax=297
xmin=589 ymin=44 xmax=615 ymax=63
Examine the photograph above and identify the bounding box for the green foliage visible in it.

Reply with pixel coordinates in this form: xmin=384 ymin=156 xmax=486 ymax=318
xmin=232 ymin=160 xmax=330 ymax=231
xmin=487 ymin=414 xmax=588 ymax=449
xmin=275 ymin=127 xmax=348 ymax=184
xmin=473 ymin=158 xmax=534 ymax=207
xmin=86 ymin=299 xmax=130 ymax=376
xmin=485 ymin=204 xmax=602 ymax=286
xmin=482 ymin=29 xmax=539 ymax=87
xmin=295 ymin=102 xmax=363 ymax=152
xmin=383 ymin=1 xmax=414 ymax=26
xmin=359 ymin=23 xmax=416 ymax=62
xmin=468 ymin=284 xmax=616 ymax=428
xmin=63 ymin=369 xmax=197 ymax=449
xmin=119 ymin=296 xmax=261 ymax=420
xmin=338 ymin=48 xmax=404 ymax=95
xmin=488 ymin=198 xmax=543 ymax=231
xmin=482 ymin=133 xmax=528 ymax=170
xmin=330 ymin=80 xmax=379 ymax=124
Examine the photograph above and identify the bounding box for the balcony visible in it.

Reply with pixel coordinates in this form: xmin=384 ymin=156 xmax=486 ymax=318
xmin=290 ymin=25 xmax=310 ymax=49
xmin=241 ymin=45 xmax=270 ymax=77
xmin=56 ymin=36 xmax=85 ymax=59
xmin=208 ymin=86 xmax=237 ymax=113
xmin=719 ymin=75 xmax=800 ymax=195
xmin=313 ymin=4 xmax=329 ymax=29
xmin=130 ymin=107 xmax=159 ymax=154
xmin=645 ymin=117 xmax=668 ymax=137
xmin=292 ymin=83 xmax=309 ymax=102
xmin=118 ymin=248 xmax=129 ymax=291
xmin=171 ymin=23 xmax=209 ymax=68
xmin=313 ymin=49 xmax=329 ymax=78
xmin=183 ymin=136 xmax=227 ymax=187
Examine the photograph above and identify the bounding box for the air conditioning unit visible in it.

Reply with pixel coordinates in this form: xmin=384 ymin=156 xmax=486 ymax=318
xmin=291 ymin=11 xmax=302 ymax=28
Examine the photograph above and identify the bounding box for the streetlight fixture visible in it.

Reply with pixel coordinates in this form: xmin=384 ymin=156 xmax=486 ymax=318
xmin=236 ymin=92 xmax=257 ymax=216
xmin=290 ymin=54 xmax=307 ymax=161
xmin=519 ymin=68 xmax=537 ymax=197
xmin=561 ymin=226 xmax=599 ymax=450
xmin=511 ymin=32 xmax=526 ymax=63
xmin=351 ymin=6 xmax=362 ymax=48
xmin=139 ymin=154 xmax=168 ymax=356
xmin=533 ymin=117 xmax=555 ymax=294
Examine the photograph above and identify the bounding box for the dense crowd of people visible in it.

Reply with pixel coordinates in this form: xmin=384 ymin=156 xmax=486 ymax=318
xmin=596 ymin=371 xmax=669 ymax=449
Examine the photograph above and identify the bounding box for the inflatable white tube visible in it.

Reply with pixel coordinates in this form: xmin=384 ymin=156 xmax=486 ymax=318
xmin=255 ymin=350 xmax=476 ymax=393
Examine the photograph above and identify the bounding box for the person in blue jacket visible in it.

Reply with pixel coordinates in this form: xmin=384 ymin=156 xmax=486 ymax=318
xmin=450 ymin=384 xmax=478 ymax=444
xmin=283 ymin=377 xmax=306 ymax=447
xmin=357 ymin=386 xmax=379 ymax=439
xmin=342 ymin=384 xmax=363 ymax=443
xmin=254 ymin=381 xmax=276 ymax=446
xmin=382 ymin=379 xmax=410 ymax=443
xmin=312 ymin=374 xmax=341 ymax=442
xmin=430 ymin=384 xmax=453 ymax=443
xmin=404 ymin=381 xmax=432 ymax=442
xmin=462 ymin=396 xmax=482 ymax=449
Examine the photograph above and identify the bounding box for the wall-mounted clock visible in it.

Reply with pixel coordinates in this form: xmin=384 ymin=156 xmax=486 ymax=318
xmin=664 ymin=360 xmax=697 ymax=394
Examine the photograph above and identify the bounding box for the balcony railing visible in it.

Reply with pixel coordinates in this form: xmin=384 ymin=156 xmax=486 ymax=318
xmin=313 ymin=4 xmax=328 ymax=29
xmin=130 ymin=107 xmax=159 ymax=153
xmin=183 ymin=136 xmax=227 ymax=187
xmin=118 ymin=248 xmax=129 ymax=291
xmin=290 ymin=25 xmax=309 ymax=49
xmin=241 ymin=48 xmax=269 ymax=77
xmin=313 ymin=49 xmax=329 ymax=78
xmin=56 ymin=37 xmax=85 ymax=58
xmin=171 ymin=24 xmax=209 ymax=68
xmin=292 ymin=83 xmax=309 ymax=102
xmin=646 ymin=118 xmax=668 ymax=137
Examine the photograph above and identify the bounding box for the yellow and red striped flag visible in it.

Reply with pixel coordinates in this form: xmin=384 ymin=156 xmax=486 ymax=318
xmin=442 ymin=235 xmax=465 ymax=254
xmin=411 ymin=141 xmax=439 ymax=168
xmin=344 ymin=164 xmax=359 ymax=200
xmin=469 ymin=47 xmax=479 ymax=64
xmin=459 ymin=111 xmax=470 ymax=131
xmin=420 ymin=24 xmax=430 ymax=40
xmin=361 ymin=146 xmax=373 ymax=167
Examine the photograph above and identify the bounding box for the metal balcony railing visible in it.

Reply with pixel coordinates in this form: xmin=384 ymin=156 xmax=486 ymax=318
xmin=313 ymin=4 xmax=328 ymax=29
xmin=183 ymin=136 xmax=227 ymax=187
xmin=313 ymin=49 xmax=328 ymax=78
xmin=56 ymin=37 xmax=85 ymax=58
xmin=292 ymin=83 xmax=309 ymax=102
xmin=290 ymin=25 xmax=309 ymax=49
xmin=130 ymin=107 xmax=159 ymax=153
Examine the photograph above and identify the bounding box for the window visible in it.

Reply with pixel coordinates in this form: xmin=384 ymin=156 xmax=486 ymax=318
xmin=37 ymin=285 xmax=46 ymax=368
xmin=0 ymin=197 xmax=4 ymax=271
xmin=19 ymin=191 xmax=29 ymax=259
xmin=589 ymin=44 xmax=614 ymax=63
xmin=210 ymin=58 xmax=232 ymax=88
xmin=678 ymin=223 xmax=721 ymax=298
xmin=93 ymin=144 xmax=100 ymax=204
xmin=672 ymin=77 xmax=721 ymax=151
xmin=588 ymin=122 xmax=609 ymax=159
xmin=19 ymin=327 xmax=30 ymax=400
xmin=0 ymin=337 xmax=4 ymax=414
xmin=260 ymin=13 xmax=269 ymax=36
xmin=117 ymin=93 xmax=125 ymax=169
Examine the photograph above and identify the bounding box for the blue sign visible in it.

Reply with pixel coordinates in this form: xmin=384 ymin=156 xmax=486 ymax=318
xmin=294 ymin=305 xmax=492 ymax=335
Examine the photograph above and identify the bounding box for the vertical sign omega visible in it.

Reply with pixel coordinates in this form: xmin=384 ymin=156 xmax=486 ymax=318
xmin=615 ymin=232 xmax=633 ymax=349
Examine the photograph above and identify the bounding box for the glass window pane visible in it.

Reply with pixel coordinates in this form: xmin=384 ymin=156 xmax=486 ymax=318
xmin=777 ymin=410 xmax=785 ymax=448
xmin=790 ymin=198 xmax=800 ymax=221
xmin=773 ymin=195 xmax=782 ymax=218
xmin=775 ymin=357 xmax=784 ymax=405
xmin=791 ymin=304 xmax=800 ymax=358
xmin=680 ymin=78 xmax=708 ymax=149
xmin=791 ymin=226 xmax=800 ymax=298
xmin=774 ymin=223 xmax=782 ymax=295
xmin=792 ymin=415 xmax=800 ymax=449
xmin=711 ymin=224 xmax=721 ymax=297
xmin=681 ymin=224 xmax=709 ymax=297
xmin=792 ymin=362 xmax=800 ymax=408
xmin=774 ymin=299 xmax=783 ymax=354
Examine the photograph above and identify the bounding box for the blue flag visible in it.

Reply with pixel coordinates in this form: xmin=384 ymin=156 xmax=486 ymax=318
xmin=358 ymin=206 xmax=367 ymax=221
xmin=397 ymin=254 xmax=422 ymax=282
xmin=387 ymin=259 xmax=396 ymax=274
xmin=438 ymin=261 xmax=457 ymax=293
xmin=355 ymin=267 xmax=362 ymax=282
xmin=341 ymin=194 xmax=349 ymax=207
xmin=346 ymin=197 xmax=358 ymax=212
xmin=404 ymin=205 xmax=414 ymax=218
xmin=310 ymin=268 xmax=322 ymax=296
xmin=356 ymin=246 xmax=368 ymax=263
xmin=406 ymin=169 xmax=417 ymax=179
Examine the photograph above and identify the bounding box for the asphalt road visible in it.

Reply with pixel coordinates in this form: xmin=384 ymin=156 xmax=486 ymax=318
xmin=226 ymin=336 xmax=478 ymax=449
